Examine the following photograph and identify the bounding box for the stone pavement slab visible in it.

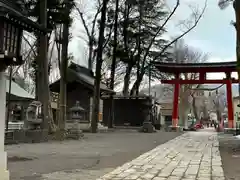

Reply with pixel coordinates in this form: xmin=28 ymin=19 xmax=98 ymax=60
xmin=97 ymin=129 xmax=225 ymax=180
xmin=41 ymin=168 xmax=114 ymax=180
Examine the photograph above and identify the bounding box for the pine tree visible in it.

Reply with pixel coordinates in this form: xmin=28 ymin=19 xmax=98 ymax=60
xmin=105 ymin=0 xmax=169 ymax=95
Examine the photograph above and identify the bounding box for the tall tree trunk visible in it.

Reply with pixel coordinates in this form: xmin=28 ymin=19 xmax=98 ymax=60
xmin=122 ymin=64 xmax=133 ymax=96
xmin=192 ymin=96 xmax=199 ymax=120
xmin=134 ymin=0 xmax=143 ymax=96
xmin=123 ymin=1 xmax=130 ymax=52
xmin=179 ymin=95 xmax=190 ymax=128
xmin=39 ymin=0 xmax=52 ymax=131
xmin=215 ymin=96 xmax=221 ymax=122
xmin=35 ymin=39 xmax=40 ymax=101
xmin=121 ymin=1 xmax=132 ymax=97
xmin=59 ymin=0 xmax=70 ymax=138
xmin=88 ymin=39 xmax=94 ymax=70
xmin=130 ymin=72 xmax=144 ymax=95
xmin=234 ymin=1 xmax=240 ymax=99
xmin=91 ymin=0 xmax=109 ymax=133
xmin=108 ymin=0 xmax=119 ymax=128
xmin=35 ymin=59 xmax=40 ymax=100
xmin=216 ymin=108 xmax=222 ymax=123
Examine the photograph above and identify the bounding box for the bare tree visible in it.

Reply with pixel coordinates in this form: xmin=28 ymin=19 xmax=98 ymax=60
xmin=210 ymin=89 xmax=227 ymax=122
xmin=129 ymin=0 xmax=207 ymax=95
xmin=91 ymin=0 xmax=110 ymax=133
xmin=180 ymin=48 xmax=207 ymax=127
xmin=161 ymin=40 xmax=208 ymax=128
xmin=58 ymin=0 xmax=72 ymax=139
xmin=74 ymin=0 xmax=102 ymax=70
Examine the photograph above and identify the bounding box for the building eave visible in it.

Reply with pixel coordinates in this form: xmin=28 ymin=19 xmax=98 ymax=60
xmin=0 ymin=2 xmax=48 ymax=34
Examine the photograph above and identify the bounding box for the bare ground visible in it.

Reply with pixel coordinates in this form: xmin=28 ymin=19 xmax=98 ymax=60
xmin=218 ymin=133 xmax=240 ymax=180
xmin=6 ymin=130 xmax=182 ymax=180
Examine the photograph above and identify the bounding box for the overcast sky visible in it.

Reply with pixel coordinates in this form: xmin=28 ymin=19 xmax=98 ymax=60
xmin=168 ymin=0 xmax=236 ymax=79
xmin=68 ymin=0 xmax=237 ymax=80
xmin=170 ymin=0 xmax=235 ymax=62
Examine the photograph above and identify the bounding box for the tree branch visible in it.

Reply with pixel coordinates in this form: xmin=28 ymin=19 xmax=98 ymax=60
xmin=142 ymin=0 xmax=180 ymax=65
xmin=103 ymin=24 xmax=113 ymax=49
xmin=23 ymin=36 xmax=37 ymax=58
xmin=91 ymin=5 xmax=102 ymax=38
xmin=152 ymin=0 xmax=207 ymax=64
xmin=74 ymin=5 xmax=91 ymax=39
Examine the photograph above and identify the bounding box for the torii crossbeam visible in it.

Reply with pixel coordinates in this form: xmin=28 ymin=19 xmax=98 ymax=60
xmin=151 ymin=61 xmax=238 ymax=129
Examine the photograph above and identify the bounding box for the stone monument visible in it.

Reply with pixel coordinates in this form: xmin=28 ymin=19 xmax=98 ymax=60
xmin=26 ymin=101 xmax=43 ymax=130
xmin=139 ymin=97 xmax=156 ymax=133
xmin=66 ymin=101 xmax=84 ymax=139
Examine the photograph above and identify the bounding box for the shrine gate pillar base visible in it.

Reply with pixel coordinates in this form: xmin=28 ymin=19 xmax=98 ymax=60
xmin=172 ymin=74 xmax=180 ymax=128
xmin=226 ymin=73 xmax=234 ymax=129
xmin=0 ymin=72 xmax=9 ymax=180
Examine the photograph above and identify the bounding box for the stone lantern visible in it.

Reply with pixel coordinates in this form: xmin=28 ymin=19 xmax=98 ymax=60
xmin=140 ymin=97 xmax=156 ymax=133
xmin=66 ymin=101 xmax=85 ymax=139
xmin=142 ymin=97 xmax=153 ymax=121
xmin=69 ymin=101 xmax=85 ymax=121
xmin=0 ymin=1 xmax=47 ymax=179
xmin=26 ymin=101 xmax=43 ymax=130
xmin=67 ymin=101 xmax=88 ymax=130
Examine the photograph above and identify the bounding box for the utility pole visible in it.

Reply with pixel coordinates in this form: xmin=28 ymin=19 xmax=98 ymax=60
xmin=108 ymin=0 xmax=119 ymax=128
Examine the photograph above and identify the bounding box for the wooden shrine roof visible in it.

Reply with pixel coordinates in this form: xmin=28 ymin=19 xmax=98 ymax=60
xmin=0 ymin=0 xmax=47 ymax=34
xmin=151 ymin=61 xmax=237 ymax=73
xmin=50 ymin=62 xmax=115 ymax=94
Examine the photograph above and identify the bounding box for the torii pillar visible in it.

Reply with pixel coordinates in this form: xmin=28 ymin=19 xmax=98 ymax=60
xmin=172 ymin=73 xmax=180 ymax=127
xmin=226 ymin=72 xmax=234 ymax=128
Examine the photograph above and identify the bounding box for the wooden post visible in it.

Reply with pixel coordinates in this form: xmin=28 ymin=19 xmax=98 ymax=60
xmin=226 ymin=72 xmax=234 ymax=128
xmin=6 ymin=66 xmax=13 ymax=131
xmin=199 ymin=72 xmax=206 ymax=82
xmin=172 ymin=73 xmax=180 ymax=127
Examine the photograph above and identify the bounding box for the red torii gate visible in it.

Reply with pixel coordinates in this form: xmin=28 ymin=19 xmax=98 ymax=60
xmin=151 ymin=61 xmax=238 ymax=129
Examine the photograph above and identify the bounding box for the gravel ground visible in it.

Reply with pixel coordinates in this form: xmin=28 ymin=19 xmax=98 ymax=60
xmin=6 ymin=130 xmax=182 ymax=180
xmin=218 ymin=133 xmax=240 ymax=180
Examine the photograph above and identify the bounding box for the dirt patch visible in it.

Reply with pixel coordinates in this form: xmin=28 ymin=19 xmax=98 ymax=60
xmin=8 ymin=156 xmax=35 ymax=162
xmin=219 ymin=136 xmax=240 ymax=180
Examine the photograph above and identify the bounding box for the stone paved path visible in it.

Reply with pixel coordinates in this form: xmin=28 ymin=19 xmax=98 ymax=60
xmin=97 ymin=129 xmax=225 ymax=180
